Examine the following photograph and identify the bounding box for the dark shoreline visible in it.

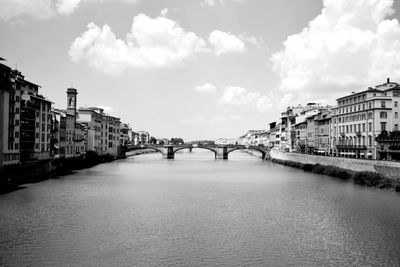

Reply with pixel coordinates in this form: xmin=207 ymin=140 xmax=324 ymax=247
xmin=268 ymin=157 xmax=400 ymax=192
xmin=0 ymin=152 xmax=117 ymax=194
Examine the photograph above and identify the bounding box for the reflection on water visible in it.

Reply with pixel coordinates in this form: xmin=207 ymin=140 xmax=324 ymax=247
xmin=0 ymin=150 xmax=399 ymax=266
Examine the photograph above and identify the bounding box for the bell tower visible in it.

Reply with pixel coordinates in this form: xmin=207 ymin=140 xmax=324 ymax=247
xmin=66 ymin=87 xmax=78 ymax=115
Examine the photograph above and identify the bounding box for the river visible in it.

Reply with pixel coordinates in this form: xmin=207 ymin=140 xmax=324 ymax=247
xmin=1 ymin=150 xmax=400 ymax=266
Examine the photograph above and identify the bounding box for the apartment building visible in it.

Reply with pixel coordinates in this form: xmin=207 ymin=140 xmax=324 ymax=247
xmin=0 ymin=60 xmax=52 ymax=166
xmin=78 ymin=106 xmax=121 ymax=157
xmin=314 ymin=109 xmax=332 ymax=155
xmin=331 ymin=79 xmax=400 ymax=159
xmin=0 ymin=61 xmax=19 ymax=167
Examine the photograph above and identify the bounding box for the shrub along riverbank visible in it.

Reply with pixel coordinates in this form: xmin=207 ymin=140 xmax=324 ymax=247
xmin=269 ymin=158 xmax=400 ymax=192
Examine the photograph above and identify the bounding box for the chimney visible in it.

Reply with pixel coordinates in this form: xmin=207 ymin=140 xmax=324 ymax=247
xmin=387 ymin=77 xmax=390 ymax=83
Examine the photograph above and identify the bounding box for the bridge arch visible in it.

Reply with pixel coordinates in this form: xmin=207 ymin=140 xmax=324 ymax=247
xmin=227 ymin=147 xmax=267 ymax=159
xmin=125 ymin=146 xmax=164 ymax=157
xmin=173 ymin=146 xmax=219 ymax=158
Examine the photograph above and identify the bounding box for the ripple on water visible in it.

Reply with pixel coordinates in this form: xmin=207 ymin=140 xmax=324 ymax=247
xmin=0 ymin=150 xmax=400 ymax=266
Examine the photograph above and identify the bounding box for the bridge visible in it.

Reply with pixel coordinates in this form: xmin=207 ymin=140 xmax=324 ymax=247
xmin=125 ymin=144 xmax=271 ymax=160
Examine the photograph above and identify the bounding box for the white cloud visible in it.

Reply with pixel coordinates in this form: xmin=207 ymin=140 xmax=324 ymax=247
xmin=238 ymin=34 xmax=264 ymax=48
xmin=195 ymin=83 xmax=217 ymax=93
xmin=218 ymin=86 xmax=258 ymax=105
xmin=181 ymin=114 xmax=241 ymax=124
xmin=208 ymin=30 xmax=246 ymax=56
xmin=0 ymin=0 xmax=54 ymax=20
xmin=270 ymin=0 xmax=400 ymax=100
xmin=201 ymin=0 xmax=246 ymax=6
xmin=0 ymin=0 xmax=141 ymax=20
xmin=69 ymin=13 xmax=208 ymax=73
xmin=256 ymin=95 xmax=273 ymax=112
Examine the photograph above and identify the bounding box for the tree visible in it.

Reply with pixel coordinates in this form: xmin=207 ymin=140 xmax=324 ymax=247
xmin=170 ymin=138 xmax=184 ymax=145
xmin=150 ymin=136 xmax=157 ymax=144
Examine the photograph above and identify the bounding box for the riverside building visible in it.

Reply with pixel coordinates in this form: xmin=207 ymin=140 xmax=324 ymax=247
xmin=0 ymin=60 xmax=52 ymax=167
xmin=78 ymin=107 xmax=121 ymax=157
xmin=331 ymin=78 xmax=400 ymax=159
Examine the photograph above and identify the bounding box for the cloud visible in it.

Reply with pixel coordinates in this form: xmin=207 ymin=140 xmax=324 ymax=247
xmin=181 ymin=114 xmax=241 ymax=124
xmin=218 ymin=86 xmax=258 ymax=105
xmin=0 ymin=0 xmax=141 ymax=20
xmin=0 ymin=0 xmax=54 ymax=20
xmin=256 ymin=95 xmax=273 ymax=112
xmin=201 ymin=0 xmax=246 ymax=7
xmin=208 ymin=30 xmax=246 ymax=56
xmin=195 ymin=83 xmax=217 ymax=93
xmin=69 ymin=13 xmax=208 ymax=73
xmin=270 ymin=0 xmax=400 ymax=101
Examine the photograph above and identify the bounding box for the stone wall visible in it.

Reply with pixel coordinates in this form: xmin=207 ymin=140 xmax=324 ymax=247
xmin=270 ymin=150 xmax=400 ymax=180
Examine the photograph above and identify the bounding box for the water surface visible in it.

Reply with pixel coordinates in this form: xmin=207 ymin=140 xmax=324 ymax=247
xmin=1 ymin=150 xmax=399 ymax=266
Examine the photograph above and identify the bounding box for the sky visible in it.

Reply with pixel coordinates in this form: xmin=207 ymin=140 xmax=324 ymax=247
xmin=1 ymin=0 xmax=400 ymax=141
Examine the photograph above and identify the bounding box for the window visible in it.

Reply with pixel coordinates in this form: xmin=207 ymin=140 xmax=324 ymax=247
xmin=15 ymin=143 xmax=19 ymax=150
xmin=395 ymin=124 xmax=399 ymax=131
xmin=381 ymin=122 xmax=387 ymax=131
xmin=381 ymin=101 xmax=386 ymax=108
xmin=380 ymin=112 xmax=387 ymax=119
xmin=395 ymin=112 xmax=398 ymax=119
xmin=368 ymin=136 xmax=372 ymax=147
xmin=395 ymin=101 xmax=398 ymax=107
xmin=369 ymin=122 xmax=372 ymax=131
xmin=369 ymin=102 xmax=372 ymax=109
xmin=15 ymin=131 xmax=19 ymax=138
xmin=15 ymin=107 xmax=19 ymax=114
xmin=362 ymin=123 xmax=365 ymax=132
xmin=16 ymin=95 xmax=20 ymax=102
xmin=15 ymin=119 xmax=19 ymax=126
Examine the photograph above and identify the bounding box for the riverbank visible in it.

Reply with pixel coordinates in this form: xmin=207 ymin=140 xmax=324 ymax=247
xmin=269 ymin=150 xmax=400 ymax=192
xmin=0 ymin=152 xmax=117 ymax=193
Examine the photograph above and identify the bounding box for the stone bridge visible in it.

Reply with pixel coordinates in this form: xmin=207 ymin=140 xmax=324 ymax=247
xmin=125 ymin=144 xmax=270 ymax=160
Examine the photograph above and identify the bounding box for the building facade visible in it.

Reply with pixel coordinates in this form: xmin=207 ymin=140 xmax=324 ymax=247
xmin=332 ymin=79 xmax=400 ymax=159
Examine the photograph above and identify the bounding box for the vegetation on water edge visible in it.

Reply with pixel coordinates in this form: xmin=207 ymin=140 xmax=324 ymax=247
xmin=269 ymin=158 xmax=400 ymax=192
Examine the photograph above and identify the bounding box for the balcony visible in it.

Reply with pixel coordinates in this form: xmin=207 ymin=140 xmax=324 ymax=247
xmin=336 ymin=145 xmax=367 ymax=150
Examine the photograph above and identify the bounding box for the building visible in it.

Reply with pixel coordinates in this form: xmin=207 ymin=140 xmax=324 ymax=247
xmin=331 ymin=78 xmax=400 ymax=159
xmin=0 ymin=60 xmax=19 ymax=167
xmin=375 ymin=131 xmax=400 ymax=160
xmin=0 ymin=61 xmax=52 ymax=166
xmin=314 ymin=109 xmax=332 ymax=155
xmin=78 ymin=106 xmax=121 ymax=157
xmin=120 ymin=123 xmax=131 ymax=146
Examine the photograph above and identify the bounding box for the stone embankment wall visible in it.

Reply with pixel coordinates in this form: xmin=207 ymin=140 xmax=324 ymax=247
xmin=270 ymin=150 xmax=400 ymax=180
